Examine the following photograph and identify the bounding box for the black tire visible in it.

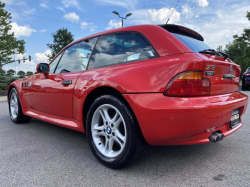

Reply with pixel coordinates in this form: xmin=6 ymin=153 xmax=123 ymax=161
xmin=8 ymin=88 xmax=31 ymax=124
xmin=86 ymin=95 xmax=147 ymax=169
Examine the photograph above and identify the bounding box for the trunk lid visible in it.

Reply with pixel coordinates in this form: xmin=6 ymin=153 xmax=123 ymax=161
xmin=196 ymin=53 xmax=241 ymax=95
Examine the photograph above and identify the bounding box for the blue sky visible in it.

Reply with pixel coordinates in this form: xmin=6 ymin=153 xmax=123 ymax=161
xmin=2 ymin=0 xmax=250 ymax=73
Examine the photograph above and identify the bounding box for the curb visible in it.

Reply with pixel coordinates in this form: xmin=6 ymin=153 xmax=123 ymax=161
xmin=0 ymin=96 xmax=7 ymax=102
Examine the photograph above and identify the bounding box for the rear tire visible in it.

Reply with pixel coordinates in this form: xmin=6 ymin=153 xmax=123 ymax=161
xmin=9 ymin=88 xmax=31 ymax=124
xmin=86 ymin=95 xmax=146 ymax=169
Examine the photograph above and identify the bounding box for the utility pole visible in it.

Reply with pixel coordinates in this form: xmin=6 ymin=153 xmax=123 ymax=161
xmin=112 ymin=11 xmax=132 ymax=27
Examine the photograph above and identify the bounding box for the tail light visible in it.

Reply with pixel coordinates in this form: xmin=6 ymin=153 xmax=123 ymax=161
xmin=164 ymin=71 xmax=210 ymax=97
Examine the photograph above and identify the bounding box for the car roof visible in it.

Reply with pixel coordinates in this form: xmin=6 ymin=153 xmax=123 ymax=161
xmin=50 ymin=24 xmax=193 ymax=63
xmin=66 ymin=24 xmax=162 ymax=48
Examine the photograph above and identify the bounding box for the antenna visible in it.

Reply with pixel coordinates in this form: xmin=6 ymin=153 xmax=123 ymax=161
xmin=166 ymin=0 xmax=181 ymax=24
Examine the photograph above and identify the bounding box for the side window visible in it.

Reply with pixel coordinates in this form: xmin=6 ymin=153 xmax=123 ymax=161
xmin=89 ymin=32 xmax=158 ymax=69
xmin=55 ymin=37 xmax=98 ymax=74
xmin=49 ymin=52 xmax=63 ymax=74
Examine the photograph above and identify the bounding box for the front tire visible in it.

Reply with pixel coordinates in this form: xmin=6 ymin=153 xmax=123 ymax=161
xmin=9 ymin=88 xmax=31 ymax=124
xmin=86 ymin=95 xmax=146 ymax=169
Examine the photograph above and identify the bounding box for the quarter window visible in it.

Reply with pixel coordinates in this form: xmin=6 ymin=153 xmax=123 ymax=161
xmin=55 ymin=37 xmax=98 ymax=74
xmin=89 ymin=32 xmax=158 ymax=69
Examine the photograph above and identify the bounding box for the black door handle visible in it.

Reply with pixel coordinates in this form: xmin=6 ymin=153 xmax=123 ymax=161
xmin=223 ymin=74 xmax=235 ymax=79
xmin=62 ymin=80 xmax=72 ymax=85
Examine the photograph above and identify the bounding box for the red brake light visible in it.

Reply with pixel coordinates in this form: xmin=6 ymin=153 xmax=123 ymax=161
xmin=164 ymin=71 xmax=210 ymax=97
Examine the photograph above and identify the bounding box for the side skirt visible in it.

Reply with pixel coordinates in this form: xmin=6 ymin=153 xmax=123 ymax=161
xmin=23 ymin=108 xmax=85 ymax=133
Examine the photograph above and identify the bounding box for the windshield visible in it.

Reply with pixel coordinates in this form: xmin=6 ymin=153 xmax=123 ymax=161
xmin=172 ymin=33 xmax=212 ymax=53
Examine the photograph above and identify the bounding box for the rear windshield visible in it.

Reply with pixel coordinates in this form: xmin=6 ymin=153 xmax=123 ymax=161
xmin=172 ymin=33 xmax=212 ymax=53
xmin=247 ymin=68 xmax=250 ymax=73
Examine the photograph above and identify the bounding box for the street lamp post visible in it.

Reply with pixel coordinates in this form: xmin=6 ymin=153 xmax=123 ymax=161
xmin=112 ymin=11 xmax=132 ymax=27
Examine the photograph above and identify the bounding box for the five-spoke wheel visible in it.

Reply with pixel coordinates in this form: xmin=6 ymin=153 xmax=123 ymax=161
xmin=86 ymin=95 xmax=146 ymax=169
xmin=91 ymin=104 xmax=127 ymax=158
xmin=8 ymin=88 xmax=31 ymax=123
xmin=10 ymin=91 xmax=19 ymax=120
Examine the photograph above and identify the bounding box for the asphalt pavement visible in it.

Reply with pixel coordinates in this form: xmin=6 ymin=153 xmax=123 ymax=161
xmin=0 ymin=91 xmax=250 ymax=187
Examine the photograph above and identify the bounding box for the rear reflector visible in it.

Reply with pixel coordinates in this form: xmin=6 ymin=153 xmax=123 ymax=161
xmin=164 ymin=71 xmax=210 ymax=97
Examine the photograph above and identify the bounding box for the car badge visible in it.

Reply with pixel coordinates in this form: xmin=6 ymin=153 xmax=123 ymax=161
xmin=107 ymin=127 xmax=111 ymax=134
xmin=206 ymin=65 xmax=216 ymax=71
xmin=229 ymin=65 xmax=233 ymax=73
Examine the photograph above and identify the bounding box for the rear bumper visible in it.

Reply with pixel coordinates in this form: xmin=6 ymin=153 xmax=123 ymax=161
xmin=123 ymin=91 xmax=248 ymax=145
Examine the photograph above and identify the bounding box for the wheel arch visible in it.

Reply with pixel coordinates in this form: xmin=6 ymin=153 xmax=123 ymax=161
xmin=82 ymin=86 xmax=144 ymax=139
xmin=7 ymin=84 xmax=17 ymax=103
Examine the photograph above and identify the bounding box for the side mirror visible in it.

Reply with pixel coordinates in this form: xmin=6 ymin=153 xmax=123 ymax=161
xmin=36 ymin=63 xmax=50 ymax=77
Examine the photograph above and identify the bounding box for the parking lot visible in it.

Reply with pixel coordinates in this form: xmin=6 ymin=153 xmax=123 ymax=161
xmin=0 ymin=90 xmax=249 ymax=187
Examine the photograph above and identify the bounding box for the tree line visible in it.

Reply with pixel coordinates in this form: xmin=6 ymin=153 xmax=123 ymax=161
xmin=218 ymin=11 xmax=250 ymax=75
xmin=0 ymin=69 xmax=35 ymax=77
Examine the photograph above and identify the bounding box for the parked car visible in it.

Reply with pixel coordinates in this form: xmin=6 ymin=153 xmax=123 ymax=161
xmin=8 ymin=24 xmax=248 ymax=168
xmin=242 ymin=67 xmax=250 ymax=90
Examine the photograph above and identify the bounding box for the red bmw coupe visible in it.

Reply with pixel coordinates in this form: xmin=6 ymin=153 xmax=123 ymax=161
xmin=8 ymin=24 xmax=248 ymax=168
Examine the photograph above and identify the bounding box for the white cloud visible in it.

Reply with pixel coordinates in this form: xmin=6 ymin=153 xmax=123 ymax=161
xmin=56 ymin=7 xmax=65 ymax=12
xmin=182 ymin=4 xmax=192 ymax=17
xmin=10 ymin=22 xmax=37 ymax=38
xmin=195 ymin=0 xmax=209 ymax=7
xmin=63 ymin=12 xmax=80 ymax=23
xmin=106 ymin=19 xmax=122 ymax=30
xmin=62 ymin=0 xmax=82 ymax=10
xmin=149 ymin=7 xmax=180 ymax=24
xmin=95 ymin=0 xmax=137 ymax=10
xmin=24 ymin=8 xmax=36 ymax=14
xmin=179 ymin=3 xmax=250 ymax=48
xmin=1 ymin=0 xmax=15 ymax=4
xmin=130 ymin=7 xmax=180 ymax=24
xmin=35 ymin=50 xmax=52 ymax=63
xmin=40 ymin=29 xmax=47 ymax=32
xmin=40 ymin=3 xmax=50 ymax=9
xmin=80 ymin=22 xmax=97 ymax=32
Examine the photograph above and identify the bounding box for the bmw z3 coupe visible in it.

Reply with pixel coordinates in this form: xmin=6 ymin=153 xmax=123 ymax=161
xmin=8 ymin=24 xmax=248 ymax=168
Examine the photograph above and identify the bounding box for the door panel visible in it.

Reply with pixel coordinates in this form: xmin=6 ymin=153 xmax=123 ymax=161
xmin=29 ymin=38 xmax=98 ymax=118
xmin=30 ymin=72 xmax=82 ymax=118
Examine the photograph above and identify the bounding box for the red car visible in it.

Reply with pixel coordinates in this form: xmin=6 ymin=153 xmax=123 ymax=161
xmin=8 ymin=24 xmax=248 ymax=168
xmin=242 ymin=67 xmax=250 ymax=90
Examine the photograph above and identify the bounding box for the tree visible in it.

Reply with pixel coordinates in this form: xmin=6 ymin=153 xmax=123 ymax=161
xmin=0 ymin=69 xmax=5 ymax=76
xmin=0 ymin=2 xmax=26 ymax=69
xmin=46 ymin=28 xmax=74 ymax=61
xmin=7 ymin=69 xmax=15 ymax=76
xmin=17 ymin=70 xmax=25 ymax=78
xmin=26 ymin=71 xmax=33 ymax=76
xmin=224 ymin=11 xmax=250 ymax=75
xmin=216 ymin=46 xmax=223 ymax=52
